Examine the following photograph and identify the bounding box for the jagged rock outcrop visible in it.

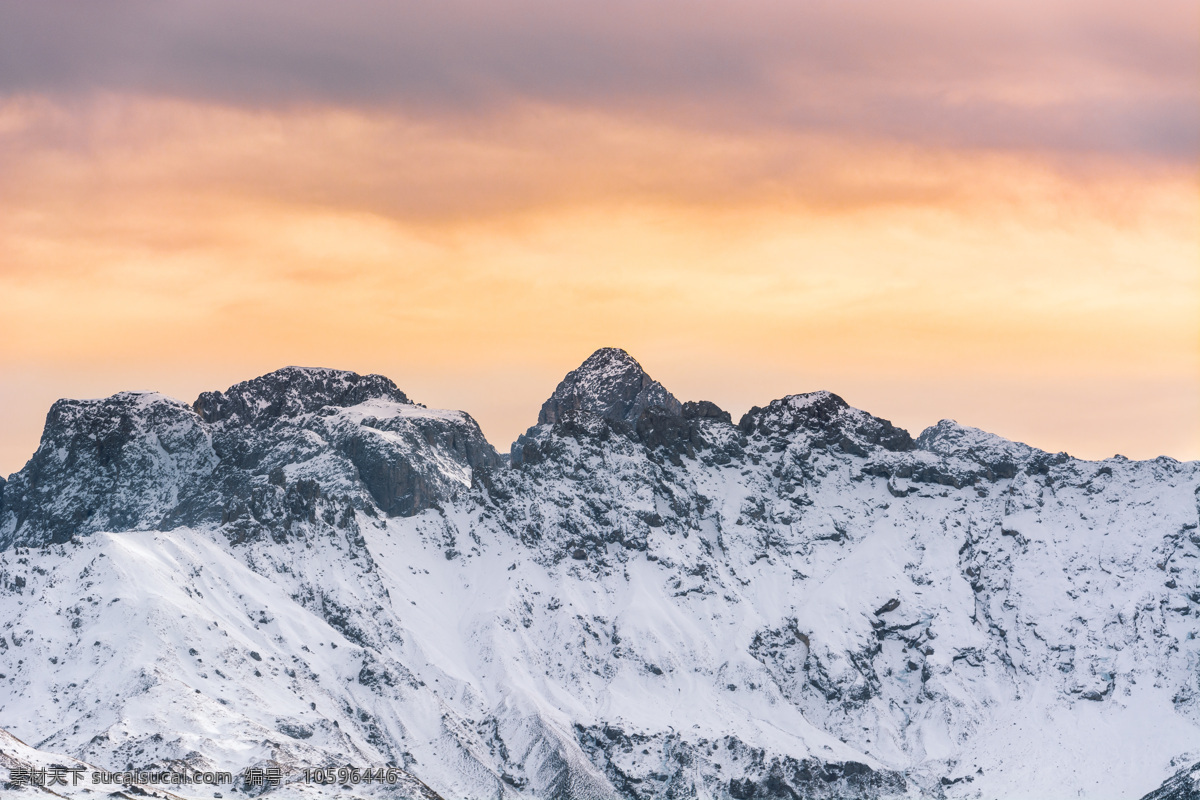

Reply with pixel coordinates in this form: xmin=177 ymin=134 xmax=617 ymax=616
xmin=536 ymin=347 xmax=682 ymax=427
xmin=915 ymin=418 xmax=1035 ymax=479
xmin=515 ymin=349 xmax=728 ymax=469
xmin=739 ymin=391 xmax=914 ymax=455
xmin=0 ymin=367 xmax=500 ymax=548
xmin=194 ymin=366 xmax=411 ymax=425
xmin=0 ymin=349 xmax=1197 ymax=800
xmin=1140 ymin=761 xmax=1200 ymax=800
xmin=0 ymin=392 xmax=218 ymax=548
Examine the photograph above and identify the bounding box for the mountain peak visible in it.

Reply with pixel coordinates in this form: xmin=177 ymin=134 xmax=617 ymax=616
xmin=193 ymin=366 xmax=411 ymax=425
xmin=916 ymin=418 xmax=1037 ymax=460
xmin=739 ymin=391 xmax=915 ymax=453
xmin=0 ymin=391 xmax=217 ymax=546
xmin=537 ymin=348 xmax=682 ymax=427
xmin=915 ymin=418 xmax=1040 ymax=478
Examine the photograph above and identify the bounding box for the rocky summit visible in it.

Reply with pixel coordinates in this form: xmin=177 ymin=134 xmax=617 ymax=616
xmin=536 ymin=347 xmax=682 ymax=427
xmin=0 ymin=349 xmax=1198 ymax=799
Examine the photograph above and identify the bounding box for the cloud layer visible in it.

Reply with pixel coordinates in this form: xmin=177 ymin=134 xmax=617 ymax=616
xmin=0 ymin=1 xmax=1196 ymax=468
xmin=2 ymin=0 xmax=1196 ymax=158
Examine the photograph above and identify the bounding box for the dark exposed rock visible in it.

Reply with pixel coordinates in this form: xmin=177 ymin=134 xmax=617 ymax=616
xmin=683 ymin=400 xmax=732 ymax=424
xmin=575 ymin=723 xmax=907 ymax=800
xmin=916 ymin=419 xmax=1034 ymax=480
xmin=519 ymin=350 xmax=740 ymax=468
xmin=344 ymin=413 xmax=500 ymax=516
xmin=1 ymin=368 xmax=501 ymax=547
xmin=635 ymin=406 xmax=719 ymax=462
xmin=1139 ymin=761 xmax=1200 ymax=800
xmin=861 ymin=456 xmax=989 ymax=489
xmin=275 ymin=720 xmax=314 ymax=740
xmin=859 ymin=418 xmax=1062 ymax=489
xmin=194 ymin=366 xmax=410 ymax=426
xmin=739 ymin=392 xmax=913 ymax=454
xmin=511 ymin=408 xmax=618 ymax=468
xmin=874 ymin=599 xmax=900 ymax=616
xmin=538 ymin=348 xmax=681 ymax=427
xmin=638 ymin=401 xmax=733 ymax=451
xmin=0 ymin=393 xmax=217 ymax=547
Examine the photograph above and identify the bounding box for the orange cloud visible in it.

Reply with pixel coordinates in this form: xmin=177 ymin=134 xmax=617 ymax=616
xmin=0 ymin=96 xmax=1195 ymax=471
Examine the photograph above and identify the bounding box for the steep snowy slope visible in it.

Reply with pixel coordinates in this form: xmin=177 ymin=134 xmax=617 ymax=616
xmin=1 ymin=350 xmax=1197 ymax=799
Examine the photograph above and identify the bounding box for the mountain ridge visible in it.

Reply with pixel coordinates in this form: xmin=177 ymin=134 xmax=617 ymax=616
xmin=0 ymin=349 xmax=1197 ymax=799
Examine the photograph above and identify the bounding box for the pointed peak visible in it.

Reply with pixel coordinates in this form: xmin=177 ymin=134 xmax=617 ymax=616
xmin=579 ymin=346 xmax=642 ymax=370
xmin=538 ymin=348 xmax=681 ymax=427
xmin=562 ymin=348 xmax=648 ymax=390
xmin=194 ymin=366 xmax=410 ymax=425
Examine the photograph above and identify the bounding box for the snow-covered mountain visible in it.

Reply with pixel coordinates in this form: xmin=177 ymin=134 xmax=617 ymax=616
xmin=1 ymin=348 xmax=1197 ymax=799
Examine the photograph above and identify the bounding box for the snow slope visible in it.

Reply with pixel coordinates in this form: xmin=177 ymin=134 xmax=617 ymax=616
xmin=1 ymin=351 xmax=1197 ymax=799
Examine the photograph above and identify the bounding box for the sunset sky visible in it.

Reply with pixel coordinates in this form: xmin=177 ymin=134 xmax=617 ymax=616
xmin=1 ymin=0 xmax=1197 ymax=473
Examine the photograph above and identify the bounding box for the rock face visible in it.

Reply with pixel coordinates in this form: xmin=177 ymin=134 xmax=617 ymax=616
xmin=738 ymin=391 xmax=914 ymax=455
xmin=537 ymin=347 xmax=681 ymax=427
xmin=0 ymin=367 xmax=500 ymax=548
xmin=194 ymin=366 xmax=412 ymax=426
xmin=1140 ymin=761 xmax=1200 ymax=800
xmin=0 ymin=349 xmax=1198 ymax=800
xmin=0 ymin=392 xmax=218 ymax=548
